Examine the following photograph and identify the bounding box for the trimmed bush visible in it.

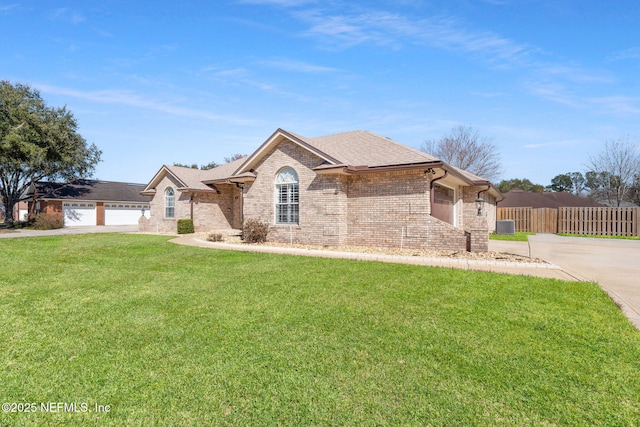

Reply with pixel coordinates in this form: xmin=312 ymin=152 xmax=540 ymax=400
xmin=242 ymin=218 xmax=269 ymax=243
xmin=177 ymin=219 xmax=194 ymax=234
xmin=207 ymin=233 xmax=224 ymax=242
xmin=31 ymin=213 xmax=64 ymax=230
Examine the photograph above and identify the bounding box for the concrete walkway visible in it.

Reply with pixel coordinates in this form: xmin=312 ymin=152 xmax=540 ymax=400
xmin=171 ymin=235 xmax=572 ymax=280
xmin=492 ymin=235 xmax=640 ymax=330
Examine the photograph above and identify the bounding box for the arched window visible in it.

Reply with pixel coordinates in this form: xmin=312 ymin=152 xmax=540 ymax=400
xmin=165 ymin=187 xmax=175 ymax=218
xmin=275 ymin=167 xmax=299 ymax=224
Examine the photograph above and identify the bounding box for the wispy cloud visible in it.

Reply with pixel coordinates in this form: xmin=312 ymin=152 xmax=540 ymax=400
xmin=588 ymin=96 xmax=640 ymax=115
xmin=291 ymin=7 xmax=535 ymax=63
xmin=525 ymin=81 xmax=581 ymax=108
xmin=523 ymin=139 xmax=582 ymax=149
xmin=237 ymin=0 xmax=315 ymax=6
xmin=201 ymin=65 xmax=317 ymax=102
xmin=36 ymin=84 xmax=259 ymax=125
xmin=472 ymin=92 xmax=506 ymax=98
xmin=259 ymin=58 xmax=339 ymax=73
xmin=608 ymin=47 xmax=640 ymax=62
xmin=242 ymin=1 xmax=624 ymax=117
xmin=537 ymin=64 xmax=613 ymax=84
xmin=0 ymin=3 xmax=19 ymax=12
xmin=525 ymin=82 xmax=640 ymax=116
xmin=51 ymin=8 xmax=85 ymax=24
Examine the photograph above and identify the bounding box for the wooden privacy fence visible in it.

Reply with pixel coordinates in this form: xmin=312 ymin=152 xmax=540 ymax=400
xmin=497 ymin=207 xmax=558 ymax=233
xmin=497 ymin=207 xmax=639 ymax=236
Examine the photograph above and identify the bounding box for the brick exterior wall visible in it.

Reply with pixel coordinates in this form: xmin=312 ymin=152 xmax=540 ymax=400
xmin=242 ymin=139 xmax=348 ymax=245
xmin=241 ymin=141 xmax=490 ymax=251
xmin=139 ymin=174 xmax=241 ymax=234
xmin=145 ymin=141 xmax=495 ymax=251
xmin=461 ymin=186 xmax=497 ymax=233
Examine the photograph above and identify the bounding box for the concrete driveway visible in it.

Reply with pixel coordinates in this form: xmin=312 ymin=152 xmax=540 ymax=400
xmin=0 ymin=224 xmax=138 ymax=238
xmin=491 ymin=234 xmax=640 ymax=331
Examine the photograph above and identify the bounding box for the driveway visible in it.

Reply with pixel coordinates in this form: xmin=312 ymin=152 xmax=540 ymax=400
xmin=0 ymin=224 xmax=138 ymax=238
xmin=491 ymin=234 xmax=640 ymax=331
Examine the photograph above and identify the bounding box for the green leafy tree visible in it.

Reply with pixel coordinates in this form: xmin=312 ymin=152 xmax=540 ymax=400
xmin=173 ymin=155 xmax=245 ymax=171
xmin=200 ymin=161 xmax=220 ymax=170
xmin=567 ymin=172 xmax=586 ymax=195
xmin=547 ymin=172 xmax=586 ymax=195
xmin=224 ymin=154 xmax=246 ymax=163
xmin=497 ymin=178 xmax=544 ymax=193
xmin=173 ymin=163 xmax=199 ymax=169
xmin=173 ymin=162 xmax=220 ymax=170
xmin=547 ymin=174 xmax=573 ymax=192
xmin=0 ymin=81 xmax=101 ymax=222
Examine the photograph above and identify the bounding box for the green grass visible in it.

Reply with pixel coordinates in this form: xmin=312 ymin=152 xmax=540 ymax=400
xmin=489 ymin=232 xmax=535 ymax=241
xmin=1 ymin=234 xmax=639 ymax=426
xmin=558 ymin=233 xmax=640 ymax=240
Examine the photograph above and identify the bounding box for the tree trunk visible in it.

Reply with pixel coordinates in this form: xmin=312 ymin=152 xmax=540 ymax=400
xmin=2 ymin=193 xmax=17 ymax=222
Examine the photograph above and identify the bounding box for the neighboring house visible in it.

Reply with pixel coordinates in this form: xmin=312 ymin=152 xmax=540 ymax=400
xmin=598 ymin=200 xmax=639 ymax=208
xmin=141 ymin=128 xmax=502 ymax=252
xmin=498 ymin=190 xmax=606 ymax=208
xmin=22 ymin=180 xmax=151 ymax=227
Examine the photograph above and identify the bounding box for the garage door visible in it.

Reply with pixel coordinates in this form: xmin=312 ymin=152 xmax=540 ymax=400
xmin=105 ymin=203 xmax=149 ymax=226
xmin=63 ymin=202 xmax=97 ymax=226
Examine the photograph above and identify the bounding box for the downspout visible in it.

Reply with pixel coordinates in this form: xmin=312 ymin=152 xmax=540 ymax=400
xmin=476 ymin=185 xmax=491 ymax=217
xmin=189 ymin=194 xmax=194 ymax=221
xmin=235 ymin=183 xmax=244 ymax=227
xmin=427 ymin=168 xmax=448 ymax=212
xmin=476 ymin=185 xmax=490 ymax=201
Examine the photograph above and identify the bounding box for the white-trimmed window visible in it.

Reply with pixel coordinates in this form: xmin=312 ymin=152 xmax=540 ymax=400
xmin=165 ymin=187 xmax=175 ymax=218
xmin=275 ymin=167 xmax=299 ymax=224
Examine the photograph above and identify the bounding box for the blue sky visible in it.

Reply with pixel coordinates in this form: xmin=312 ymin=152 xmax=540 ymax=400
xmin=2 ymin=0 xmax=640 ymax=186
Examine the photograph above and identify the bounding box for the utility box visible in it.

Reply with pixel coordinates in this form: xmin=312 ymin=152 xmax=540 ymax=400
xmin=496 ymin=220 xmax=516 ymax=235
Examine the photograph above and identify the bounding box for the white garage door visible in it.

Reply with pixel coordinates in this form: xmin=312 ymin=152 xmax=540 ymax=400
xmin=105 ymin=203 xmax=149 ymax=226
xmin=63 ymin=202 xmax=97 ymax=227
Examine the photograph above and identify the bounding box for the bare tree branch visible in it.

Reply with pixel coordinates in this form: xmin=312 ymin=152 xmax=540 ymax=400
xmin=421 ymin=125 xmax=503 ymax=181
xmin=587 ymin=137 xmax=640 ymax=206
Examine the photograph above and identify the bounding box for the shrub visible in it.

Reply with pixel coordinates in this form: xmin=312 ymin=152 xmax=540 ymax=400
xmin=242 ymin=218 xmax=269 ymax=243
xmin=31 ymin=213 xmax=64 ymax=230
xmin=177 ymin=219 xmax=194 ymax=234
xmin=207 ymin=233 xmax=224 ymax=242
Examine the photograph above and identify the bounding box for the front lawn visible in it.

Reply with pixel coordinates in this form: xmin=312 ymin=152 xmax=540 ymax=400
xmin=489 ymin=232 xmax=535 ymax=241
xmin=1 ymin=234 xmax=638 ymax=426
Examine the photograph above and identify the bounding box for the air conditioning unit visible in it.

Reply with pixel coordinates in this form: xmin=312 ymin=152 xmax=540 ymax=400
xmin=496 ymin=220 xmax=515 ymax=235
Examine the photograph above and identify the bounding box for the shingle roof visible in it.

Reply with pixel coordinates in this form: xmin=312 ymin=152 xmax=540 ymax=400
xmin=296 ymin=130 xmax=439 ymax=167
xmin=163 ymin=157 xmax=248 ymax=190
xmin=156 ymin=129 xmax=499 ymax=197
xmin=498 ymin=191 xmax=605 ymax=208
xmin=29 ymin=180 xmax=151 ymax=203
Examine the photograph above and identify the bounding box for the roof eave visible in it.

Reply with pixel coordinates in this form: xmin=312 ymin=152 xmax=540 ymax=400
xmin=142 ymin=165 xmax=188 ymax=193
xmin=232 ymin=128 xmax=342 ymax=176
xmin=313 ymin=164 xmax=349 ymax=175
xmin=178 ymin=187 xmax=221 ymax=194
xmin=342 ymin=161 xmax=443 ymax=174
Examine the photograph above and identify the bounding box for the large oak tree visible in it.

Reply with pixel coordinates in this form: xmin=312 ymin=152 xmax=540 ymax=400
xmin=0 ymin=81 xmax=101 ymax=221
